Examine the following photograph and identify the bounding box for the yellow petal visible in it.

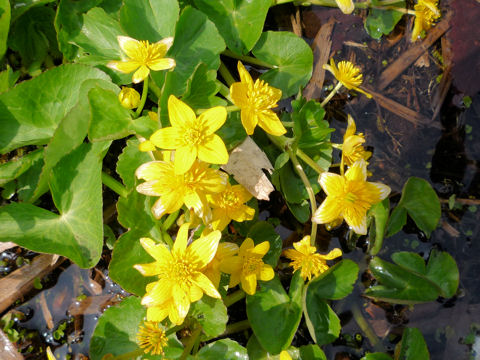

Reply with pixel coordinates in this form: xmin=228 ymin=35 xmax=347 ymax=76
xmin=257 ymin=110 xmax=287 ymax=136
xmin=136 ymin=180 xmax=162 ymax=197
xmin=189 ymin=230 xmax=221 ymax=268
xmin=240 ymin=109 xmax=258 ymax=135
xmin=117 ymin=35 xmax=140 ymax=58
xmin=151 ymin=191 xmax=184 ymax=219
xmin=239 ymin=237 xmax=255 ymax=254
xmin=139 ymin=140 xmax=156 ymax=152
xmin=183 ymin=191 xmax=207 ymax=219
xmin=135 ymin=161 xmax=169 ymax=181
xmin=252 ymin=241 xmax=270 ymax=256
xmin=174 ymin=145 xmax=197 ymax=175
xmin=335 ymin=0 xmax=355 ymax=14
xmin=319 ymin=172 xmax=345 ymax=196
xmin=132 ymin=65 xmax=150 ymax=83
xmin=47 ymin=347 xmax=56 ymax=360
xmin=189 ymin=284 xmax=204 ymax=303
xmin=230 ymin=82 xmax=249 ymax=108
xmin=217 ymin=242 xmax=240 ymax=257
xmin=322 ymin=248 xmax=343 ymax=260
xmin=229 ymin=270 xmax=242 ymax=288
xmin=229 ymin=204 xmax=255 ymax=222
xmin=369 ymin=182 xmax=391 ymax=201
xmin=192 ymin=272 xmax=221 ymax=299
xmin=172 ymin=285 xmax=190 ymax=323
xmin=345 ymin=159 xmax=367 ymax=182
xmin=146 ymin=305 xmax=169 ymax=322
xmin=150 ymin=127 xmax=182 ymax=149
xmin=149 ymin=57 xmax=176 ymax=71
xmin=156 ymin=36 xmax=174 ymax=50
xmin=343 ymin=207 xmax=368 ymax=235
xmin=139 ymin=238 xmax=172 ymax=263
xmin=168 ymin=95 xmax=196 ymax=129
xmin=219 ymin=257 xmax=243 ymax=274
xmin=241 ymin=273 xmax=257 ymax=295
xmin=198 ymin=106 xmax=227 ymax=134
xmin=142 ymin=280 xmax=173 ymax=306
xmin=259 ymin=264 xmax=274 ymax=281
xmin=211 ymin=208 xmax=231 ymax=231
xmin=173 ymin=223 xmax=190 ymax=254
xmin=345 ymin=114 xmax=357 ymax=138
xmin=280 ymin=350 xmax=292 ymax=360
xmin=312 ymin=196 xmax=343 ymax=224
xmin=197 ymin=135 xmax=229 ymax=165
xmin=133 ymin=262 xmax=161 ymax=276
xmin=107 ymin=60 xmax=139 ymax=74
xmin=237 ymin=61 xmax=254 ymax=87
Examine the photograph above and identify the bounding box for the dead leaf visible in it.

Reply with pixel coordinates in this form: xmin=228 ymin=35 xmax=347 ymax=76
xmin=222 ymin=137 xmax=274 ymax=201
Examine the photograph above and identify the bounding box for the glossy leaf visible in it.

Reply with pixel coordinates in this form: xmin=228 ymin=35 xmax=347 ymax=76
xmin=291 ymin=98 xmax=332 ymax=149
xmin=395 ymin=327 xmax=429 ymax=360
xmin=120 ymin=0 xmax=179 ymax=41
xmin=247 ymin=221 xmax=282 ymax=267
xmin=0 ymin=0 xmax=10 ymax=59
xmin=10 ymin=0 xmax=55 ymax=22
xmin=299 ymin=345 xmax=327 ymax=360
xmin=0 ymin=149 xmax=43 ymax=187
xmin=365 ymin=2 xmax=406 ymax=39
xmin=386 ymin=206 xmax=406 ymax=238
xmin=216 ymin=111 xmax=247 ymax=151
xmin=181 ymin=63 xmax=227 ymax=109
xmin=0 ymin=64 xmax=110 ymax=154
xmin=246 ymin=275 xmax=302 ymax=354
xmin=306 ymin=259 xmax=359 ymax=300
xmin=0 ymin=142 xmax=109 ymax=268
xmin=90 ymin=296 xmax=183 ymax=360
xmin=195 ymin=339 xmax=248 ymax=360
xmin=252 ymin=31 xmax=313 ymax=97
xmin=368 ymin=198 xmax=390 ymax=255
xmin=362 ymin=353 xmax=392 ymax=360
xmin=190 ymin=297 xmax=228 ymax=339
xmin=193 ymin=0 xmax=271 ymax=54
xmin=116 ymin=137 xmax=152 ymax=190
xmin=303 ymin=298 xmax=340 ymax=346
xmin=424 ymin=250 xmax=459 ymax=298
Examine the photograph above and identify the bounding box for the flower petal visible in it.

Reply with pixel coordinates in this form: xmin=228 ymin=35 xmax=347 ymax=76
xmin=369 ymin=182 xmax=391 ymax=201
xmin=230 ymin=82 xmax=249 ymax=108
xmin=107 ymin=60 xmax=139 ymax=74
xmin=133 ymin=262 xmax=161 ymax=276
xmin=344 ymin=114 xmax=357 ymax=138
xmin=240 ymin=109 xmax=258 ymax=135
xmin=237 ymin=61 xmax=254 ymax=86
xmin=192 ymin=272 xmax=221 ymax=299
xmin=239 ymin=237 xmax=255 ymax=254
xmin=149 ymin=58 xmax=176 ymax=71
xmin=168 ymin=95 xmax=196 ymax=129
xmin=322 ymin=248 xmax=343 ymax=260
xmin=183 ymin=190 xmax=207 ymax=219
xmin=257 ymin=111 xmax=287 ymax=136
xmin=173 ymin=223 xmax=190 ymax=254
xmin=345 ymin=159 xmax=367 ymax=181
xmin=150 ymin=127 xmax=182 ymax=149
xmin=189 ymin=230 xmax=221 ymax=268
xmin=189 ymin=284 xmax=204 ymax=303
xmin=219 ymin=256 xmax=243 ymax=274
xmin=343 ymin=207 xmax=368 ymax=235
xmin=151 ymin=192 xmax=183 ymax=219
xmin=319 ymin=172 xmax=344 ymax=196
xmin=197 ymin=135 xmax=229 ymax=165
xmin=174 ymin=145 xmax=197 ymax=175
xmin=141 ymin=280 xmax=173 ymax=306
xmin=132 ymin=65 xmax=150 ymax=83
xmin=117 ymin=36 xmax=140 ymax=57
xmin=335 ymin=0 xmax=354 ymax=14
xmin=241 ymin=273 xmax=257 ymax=295
xmin=251 ymin=241 xmax=270 ymax=256
xmin=136 ymin=161 xmax=170 ymax=181
xmin=146 ymin=305 xmax=169 ymax=322
xmin=312 ymin=196 xmax=343 ymax=224
xmin=138 ymin=238 xmax=172 ymax=263
xmin=157 ymin=36 xmax=174 ymax=50
xmin=259 ymin=264 xmax=274 ymax=281
xmin=198 ymin=106 xmax=227 ymax=134
xmin=172 ymin=285 xmax=190 ymax=323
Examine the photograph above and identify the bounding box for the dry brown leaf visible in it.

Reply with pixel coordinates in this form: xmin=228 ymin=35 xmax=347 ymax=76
xmin=222 ymin=137 xmax=274 ymax=201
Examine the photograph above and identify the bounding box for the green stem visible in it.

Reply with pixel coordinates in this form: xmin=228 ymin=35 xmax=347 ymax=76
xmin=180 ymin=326 xmax=202 ymax=359
xmin=224 ymin=289 xmax=246 ymax=307
xmin=162 ymin=210 xmax=179 ymax=232
xmin=219 ymin=61 xmax=236 ymax=87
xmin=288 ymin=150 xmax=318 ymax=245
xmin=351 ymin=303 xmax=385 ymax=353
xmin=102 ymin=172 xmax=128 ymax=198
xmin=297 ymin=149 xmax=324 ymax=175
xmin=111 ymin=348 xmax=144 ymax=360
xmin=148 ymin=76 xmax=162 ymax=100
xmin=320 ymin=81 xmax=343 ymax=107
xmin=218 ymin=82 xmax=234 ymax=103
xmin=135 ymin=76 xmax=149 ymax=117
xmin=222 ymin=49 xmax=274 ymax=69
xmin=166 ymin=325 xmax=184 ymax=336
xmin=222 ymin=320 xmax=251 ymax=336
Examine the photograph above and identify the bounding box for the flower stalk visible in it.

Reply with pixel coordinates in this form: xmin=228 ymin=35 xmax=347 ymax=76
xmin=320 ymin=81 xmax=343 ymax=107
xmin=222 ymin=49 xmax=274 ymax=69
xmin=101 ymin=172 xmax=128 ymax=198
xmin=180 ymin=326 xmax=202 ymax=360
xmin=222 ymin=320 xmax=251 ymax=336
xmin=135 ymin=75 xmax=149 ymax=117
xmin=224 ymin=289 xmax=246 ymax=307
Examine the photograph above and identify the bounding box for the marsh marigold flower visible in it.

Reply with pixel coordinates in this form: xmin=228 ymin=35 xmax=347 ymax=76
xmin=230 ymin=61 xmax=286 ymax=136
xmin=411 ymin=0 xmax=441 ymax=42
xmin=203 ymin=242 xmax=239 ymax=288
xmin=323 ymin=59 xmax=372 ymax=98
xmin=220 ymin=238 xmax=274 ymax=295
xmin=136 ymin=321 xmax=168 ymax=356
xmin=335 ymin=0 xmax=354 ymax=14
xmin=46 ymin=348 xmax=56 ymax=360
xmin=118 ymin=87 xmax=140 ymax=109
xmin=208 ymin=183 xmax=255 ymax=231
xmin=312 ymin=159 xmax=390 ymax=235
xmin=108 ymin=36 xmax=176 ymax=83
xmin=136 ymin=159 xmax=227 ymax=219
xmin=342 ymin=115 xmax=372 ymax=166
xmin=134 ymin=224 xmax=221 ymax=325
xmin=149 ymin=95 xmax=229 ymax=174
xmin=283 ymin=236 xmax=342 ymax=281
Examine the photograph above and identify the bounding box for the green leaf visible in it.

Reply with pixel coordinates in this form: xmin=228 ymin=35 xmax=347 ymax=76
xmin=386 ymin=206 xmax=406 ymax=238
xmin=116 ymin=137 xmax=152 ymax=190
xmin=286 ymin=200 xmax=310 ymax=223
xmin=216 ymin=111 xmax=247 ymax=151
xmin=306 ymin=259 xmax=359 ymax=300
xmin=368 ymin=198 xmax=390 ymax=255
xmin=396 ymin=327 xmax=429 ymax=360
xmin=195 ymin=339 xmax=248 ymax=360
xmin=90 ymin=296 xmax=183 ymax=360
xmin=193 ymin=0 xmax=271 ymax=55
xmin=0 ymin=66 xmax=20 ymax=94
xmin=365 ymin=251 xmax=459 ymax=304
xmin=247 ymin=221 xmax=282 ymax=267
xmin=396 ymin=177 xmax=441 ymax=237
xmin=364 ymin=2 xmax=405 ymax=39
xmin=362 ymin=353 xmax=392 ymax=360
xmin=252 ymin=31 xmax=313 ymax=97
xmin=0 ymin=149 xmax=43 ymax=187
xmin=181 ymin=63 xmax=227 ymax=109
xmin=299 ymin=345 xmax=327 ymax=360
xmin=0 ymin=142 xmax=109 ymax=268
xmin=246 ymin=275 xmax=302 ymax=354
xmin=303 ymin=298 xmax=340 ymax=346
xmin=0 ymin=64 xmax=110 ymax=154
xmin=190 ymin=297 xmax=228 ymax=339
xmin=88 ymin=87 xmax=134 ymax=141
xmin=10 ymin=0 xmax=55 ymax=23
xmin=291 ymin=98 xmax=332 ymax=149
xmin=120 ymin=0 xmax=179 ymax=41
xmin=0 ymin=0 xmax=10 ymax=59
xmin=277 ymin=161 xmax=320 ymax=204
xmin=16 ymin=154 xmax=44 ymax=202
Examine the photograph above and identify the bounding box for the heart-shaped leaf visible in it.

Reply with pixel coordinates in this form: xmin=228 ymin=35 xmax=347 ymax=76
xmin=303 ymin=298 xmax=340 ymax=346
xmin=195 ymin=339 xmax=248 ymax=360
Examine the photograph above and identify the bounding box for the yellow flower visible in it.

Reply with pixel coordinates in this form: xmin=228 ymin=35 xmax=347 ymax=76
xmin=280 ymin=350 xmax=292 ymax=360
xmin=323 ymin=59 xmax=372 ymax=98
xmin=208 ymin=183 xmax=255 ymax=231
xmin=283 ymin=236 xmax=342 ymax=281
xmin=230 ymin=61 xmax=286 ymax=136
xmin=203 ymin=242 xmax=239 ymax=288
xmin=312 ymin=159 xmax=390 ymax=235
xmin=46 ymin=347 xmax=56 ymax=360
xmin=149 ymin=95 xmax=229 ymax=174
xmin=136 ymin=321 xmax=168 ymax=355
xmin=411 ymin=0 xmax=441 ymax=42
xmin=220 ymin=238 xmax=274 ymax=295
xmin=118 ymin=87 xmax=140 ymax=109
xmin=108 ymin=36 xmax=176 ymax=83
xmin=136 ymin=159 xmax=227 ymax=219
xmin=134 ymin=224 xmax=221 ymax=325
xmin=342 ymin=114 xmax=372 ymax=166
xmin=335 ymin=0 xmax=354 ymax=14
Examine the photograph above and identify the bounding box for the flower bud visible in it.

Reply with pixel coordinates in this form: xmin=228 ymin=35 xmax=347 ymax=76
xmin=118 ymin=87 xmax=140 ymax=109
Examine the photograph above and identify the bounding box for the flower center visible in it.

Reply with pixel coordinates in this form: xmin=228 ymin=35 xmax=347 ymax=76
xmin=183 ymin=128 xmax=205 ymax=145
xmin=345 ymin=192 xmax=358 ymax=203
xmin=170 ymin=256 xmax=195 ymax=284
xmin=247 ymin=80 xmax=277 ymax=110
xmin=220 ymin=190 xmax=239 ymax=208
xmin=243 ymin=255 xmax=263 ymax=276
xmin=136 ymin=321 xmax=168 ymax=356
xmin=135 ymin=41 xmax=164 ymax=65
